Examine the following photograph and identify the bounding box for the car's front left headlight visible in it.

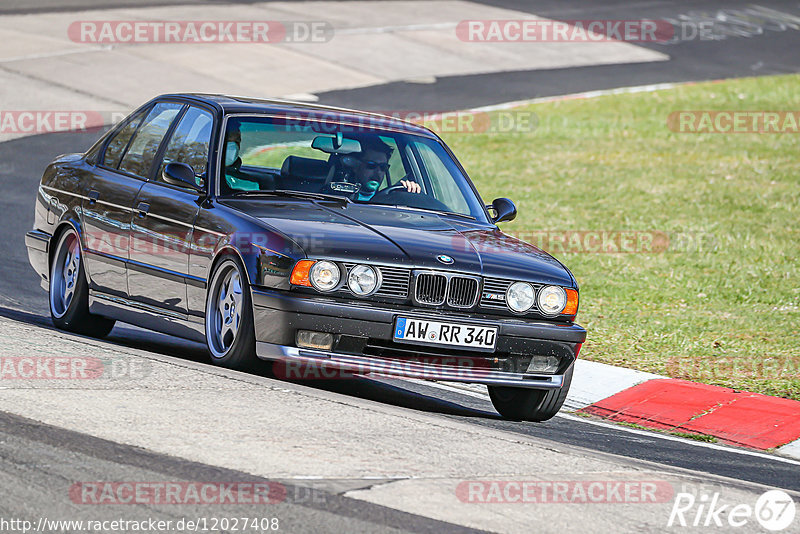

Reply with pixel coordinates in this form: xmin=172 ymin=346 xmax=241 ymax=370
xmin=538 ymin=285 xmax=567 ymax=315
xmin=309 ymin=261 xmax=340 ymax=291
xmin=348 ymin=264 xmax=380 ymax=296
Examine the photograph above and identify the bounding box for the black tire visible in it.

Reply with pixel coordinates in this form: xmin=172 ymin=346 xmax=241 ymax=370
xmin=488 ymin=364 xmax=574 ymax=422
xmin=49 ymin=228 xmax=115 ymax=338
xmin=205 ymin=256 xmax=258 ymax=370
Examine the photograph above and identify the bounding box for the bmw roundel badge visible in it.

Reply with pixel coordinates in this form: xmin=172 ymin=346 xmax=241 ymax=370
xmin=437 ymin=255 xmax=454 ymax=264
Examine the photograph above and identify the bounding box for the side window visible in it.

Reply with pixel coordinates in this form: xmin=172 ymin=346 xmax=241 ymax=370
xmin=118 ymin=102 xmax=183 ymax=179
xmin=157 ymin=106 xmax=214 ymax=188
xmin=102 ymin=108 xmax=148 ymax=168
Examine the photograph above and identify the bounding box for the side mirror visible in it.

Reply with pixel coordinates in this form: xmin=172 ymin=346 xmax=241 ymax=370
xmin=163 ymin=162 xmax=204 ymax=192
xmin=489 ymin=197 xmax=517 ymax=224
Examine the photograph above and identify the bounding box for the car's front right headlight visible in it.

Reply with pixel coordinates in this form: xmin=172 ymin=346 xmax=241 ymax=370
xmin=348 ymin=264 xmax=380 ymax=295
xmin=309 ymin=261 xmax=340 ymax=291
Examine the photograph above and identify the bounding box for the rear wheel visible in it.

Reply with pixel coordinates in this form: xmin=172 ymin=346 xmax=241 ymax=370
xmin=205 ymin=257 xmax=257 ymax=370
xmin=49 ymin=228 xmax=115 ymax=337
xmin=488 ymin=364 xmax=574 ymax=422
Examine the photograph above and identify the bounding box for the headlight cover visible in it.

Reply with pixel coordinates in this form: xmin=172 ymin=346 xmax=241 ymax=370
xmin=538 ymin=285 xmax=567 ymax=315
xmin=506 ymin=282 xmax=535 ymax=313
xmin=309 ymin=261 xmax=340 ymax=291
xmin=348 ymin=264 xmax=380 ymax=296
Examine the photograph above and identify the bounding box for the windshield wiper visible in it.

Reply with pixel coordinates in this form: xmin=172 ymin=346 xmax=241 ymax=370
xmin=229 ymin=190 xmax=350 ymax=204
xmin=371 ymin=203 xmax=477 ymax=221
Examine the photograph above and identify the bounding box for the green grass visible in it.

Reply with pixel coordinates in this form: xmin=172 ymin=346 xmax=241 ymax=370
xmin=579 ymin=417 xmax=722 ymax=444
xmin=670 ymin=432 xmax=718 ymax=443
xmin=440 ymin=74 xmax=800 ymax=400
xmin=615 ymin=422 xmax=718 ymax=443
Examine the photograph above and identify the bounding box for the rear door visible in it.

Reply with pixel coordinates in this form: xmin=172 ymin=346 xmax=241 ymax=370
xmin=80 ymin=105 xmax=153 ymax=297
xmin=127 ymin=105 xmax=215 ymax=315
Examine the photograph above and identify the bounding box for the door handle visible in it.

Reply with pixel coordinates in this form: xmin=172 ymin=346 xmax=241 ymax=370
xmin=88 ymin=190 xmax=99 ymax=205
xmin=137 ymin=202 xmax=150 ymax=218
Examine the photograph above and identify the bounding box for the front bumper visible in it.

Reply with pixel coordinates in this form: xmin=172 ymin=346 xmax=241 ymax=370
xmin=252 ymin=287 xmax=586 ymax=389
xmin=257 ymin=341 xmax=568 ymax=388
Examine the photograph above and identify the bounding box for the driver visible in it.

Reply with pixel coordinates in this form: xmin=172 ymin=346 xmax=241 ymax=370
xmin=351 ymin=137 xmax=421 ymax=201
xmin=222 ymin=122 xmax=260 ymax=192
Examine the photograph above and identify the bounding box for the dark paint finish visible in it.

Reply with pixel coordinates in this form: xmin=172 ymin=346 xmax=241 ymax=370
xmin=128 ymin=181 xmax=202 ymax=314
xmin=79 ymin=161 xmax=145 ymax=297
xmin=219 ymin=198 xmax=572 ymax=285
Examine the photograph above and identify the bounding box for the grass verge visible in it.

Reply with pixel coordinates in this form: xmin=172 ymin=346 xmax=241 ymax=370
xmin=441 ymin=74 xmax=799 ymax=400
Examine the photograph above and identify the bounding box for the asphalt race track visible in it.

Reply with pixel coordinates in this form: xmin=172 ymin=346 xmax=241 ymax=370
xmin=319 ymin=0 xmax=800 ymax=111
xmin=5 ymin=0 xmax=797 ymax=110
xmin=1 ymin=0 xmax=800 ymax=532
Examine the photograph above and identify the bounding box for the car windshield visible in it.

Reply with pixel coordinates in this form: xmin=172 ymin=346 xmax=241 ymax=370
xmin=218 ymin=115 xmax=488 ymax=221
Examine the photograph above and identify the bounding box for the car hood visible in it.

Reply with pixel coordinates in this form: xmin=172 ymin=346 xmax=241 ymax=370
xmin=222 ymin=199 xmax=574 ymax=286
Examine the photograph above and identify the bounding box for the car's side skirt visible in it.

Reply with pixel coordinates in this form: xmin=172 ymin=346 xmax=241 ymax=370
xmin=89 ymin=290 xmax=206 ymax=343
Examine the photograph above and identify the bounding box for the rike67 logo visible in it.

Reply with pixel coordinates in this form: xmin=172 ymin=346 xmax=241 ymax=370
xmin=668 ymin=489 xmax=796 ymax=531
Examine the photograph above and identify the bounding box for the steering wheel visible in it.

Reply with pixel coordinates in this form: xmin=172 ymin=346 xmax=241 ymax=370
xmin=369 ymin=182 xmax=452 ymax=213
xmin=377 ymin=182 xmax=408 ymax=194
xmin=368 ymin=183 xmax=411 ymax=203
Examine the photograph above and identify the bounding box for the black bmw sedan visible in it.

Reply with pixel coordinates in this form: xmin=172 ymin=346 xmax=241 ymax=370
xmin=25 ymin=93 xmax=585 ymax=421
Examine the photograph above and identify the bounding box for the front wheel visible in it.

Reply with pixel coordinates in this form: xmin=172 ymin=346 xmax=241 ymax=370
xmin=205 ymin=257 xmax=257 ymax=370
xmin=488 ymin=364 xmax=574 ymax=422
xmin=49 ymin=228 xmax=115 ymax=337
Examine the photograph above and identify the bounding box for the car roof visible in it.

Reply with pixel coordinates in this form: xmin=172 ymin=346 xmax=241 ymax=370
xmin=158 ymin=93 xmax=439 ymax=138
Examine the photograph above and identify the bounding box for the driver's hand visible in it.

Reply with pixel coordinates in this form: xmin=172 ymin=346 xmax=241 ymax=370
xmin=400 ymin=180 xmax=421 ymax=194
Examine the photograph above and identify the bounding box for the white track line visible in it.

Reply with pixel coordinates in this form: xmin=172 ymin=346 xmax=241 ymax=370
xmin=0 ymin=45 xmax=112 ymax=64
xmin=401 ymin=80 xmax=707 ymax=132
xmin=336 ymin=22 xmax=458 ymax=35
xmin=469 ymin=81 xmax=692 ymax=113
xmin=405 ymin=378 xmax=800 ymax=467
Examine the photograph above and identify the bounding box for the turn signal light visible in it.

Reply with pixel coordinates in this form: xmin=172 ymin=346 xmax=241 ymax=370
xmin=564 ymin=289 xmax=579 ymax=315
xmin=290 ymin=260 xmax=315 ymax=286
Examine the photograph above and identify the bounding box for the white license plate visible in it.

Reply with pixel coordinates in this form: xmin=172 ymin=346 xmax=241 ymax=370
xmin=393 ymin=317 xmax=497 ymax=350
